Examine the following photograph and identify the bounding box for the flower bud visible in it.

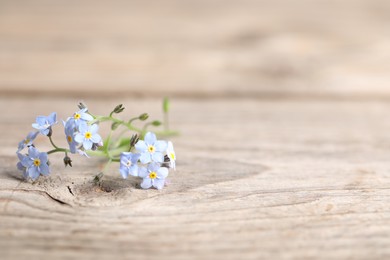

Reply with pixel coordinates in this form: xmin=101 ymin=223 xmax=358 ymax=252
xmin=151 ymin=120 xmax=161 ymax=126
xmin=78 ymin=102 xmax=87 ymax=110
xmin=63 ymin=156 xmax=72 ymax=167
xmin=139 ymin=113 xmax=149 ymax=121
xmin=113 ymin=104 xmax=125 ymax=114
xmin=130 ymin=133 xmax=139 ymax=148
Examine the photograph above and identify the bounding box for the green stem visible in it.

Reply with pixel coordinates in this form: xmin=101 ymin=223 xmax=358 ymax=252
xmin=49 ymin=135 xmax=60 ymax=149
xmin=47 ymin=148 xmax=69 ymax=155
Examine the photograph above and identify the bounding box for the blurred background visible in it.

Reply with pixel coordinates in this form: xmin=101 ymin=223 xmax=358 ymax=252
xmin=1 ymin=0 xmax=390 ymax=99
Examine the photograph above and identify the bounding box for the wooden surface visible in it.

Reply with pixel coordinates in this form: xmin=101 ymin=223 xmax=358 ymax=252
xmin=1 ymin=1 xmax=390 ymax=259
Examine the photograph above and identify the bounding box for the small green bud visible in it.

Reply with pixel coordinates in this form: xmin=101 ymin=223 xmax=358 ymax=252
xmin=151 ymin=120 xmax=162 ymax=126
xmin=163 ymin=97 xmax=170 ymax=113
xmin=139 ymin=113 xmax=149 ymax=121
xmin=112 ymin=104 xmax=125 ymax=114
xmin=93 ymin=172 xmax=104 ymax=184
xmin=111 ymin=122 xmax=120 ymax=130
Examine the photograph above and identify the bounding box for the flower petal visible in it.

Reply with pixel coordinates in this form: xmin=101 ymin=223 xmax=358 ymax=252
xmin=74 ymin=133 xmax=84 ymax=143
xmin=155 ymin=140 xmax=168 ymax=152
xmin=35 ymin=116 xmax=47 ymax=126
xmin=157 ymin=167 xmax=169 ymax=179
xmin=135 ymin=140 xmax=147 ymax=152
xmin=140 ymin=178 xmax=152 ymax=189
xmin=90 ymin=133 xmax=101 ymax=143
xmin=120 ymin=168 xmax=129 ymax=179
xmin=129 ymin=165 xmax=139 ymax=177
xmin=139 ymin=153 xmax=151 ymax=164
xmin=83 ymin=140 xmax=93 ymax=150
xmin=89 ymin=124 xmax=99 ymax=134
xmin=28 ymin=167 xmax=40 ymax=180
xmin=39 ymin=152 xmax=48 ymax=163
xmin=153 ymin=179 xmax=165 ymax=190
xmin=28 ymin=146 xmax=40 ymax=159
xmin=39 ymin=163 xmax=50 ymax=175
xmin=144 ymin=132 xmax=156 ymax=145
xmin=138 ymin=167 xmax=148 ymax=178
xmin=81 ymin=113 xmax=93 ymax=121
xmin=48 ymin=112 xmax=57 ymax=124
xmin=151 ymin=152 xmax=164 ymax=163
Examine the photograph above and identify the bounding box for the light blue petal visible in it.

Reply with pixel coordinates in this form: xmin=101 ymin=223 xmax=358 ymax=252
xmin=74 ymin=133 xmax=84 ymax=143
xmin=28 ymin=167 xmax=40 ymax=180
xmin=90 ymin=133 xmax=101 ymax=143
xmin=35 ymin=116 xmax=47 ymax=126
xmin=140 ymin=178 xmax=152 ymax=189
xmin=144 ymin=132 xmax=156 ymax=145
xmin=153 ymin=179 xmax=165 ymax=190
xmin=135 ymin=140 xmax=147 ymax=152
xmin=155 ymin=141 xmax=167 ymax=152
xmin=78 ymin=123 xmax=87 ymax=133
xmin=81 ymin=113 xmax=93 ymax=121
xmin=28 ymin=146 xmax=40 ymax=159
xmin=129 ymin=165 xmax=139 ymax=177
xmin=89 ymin=124 xmax=99 ymax=134
xmin=139 ymin=152 xmax=151 ymax=164
xmin=41 ymin=128 xmax=50 ymax=136
xmin=148 ymin=163 xmax=160 ymax=172
xmin=131 ymin=153 xmax=141 ymax=163
xmin=83 ymin=140 xmax=93 ymax=150
xmin=120 ymin=168 xmax=129 ymax=179
xmin=39 ymin=152 xmax=48 ymax=163
xmin=157 ymin=167 xmax=169 ymax=179
xmin=138 ymin=167 xmax=148 ymax=178
xmin=151 ymin=152 xmax=164 ymax=163
xmin=16 ymin=162 xmax=24 ymax=171
xmin=48 ymin=112 xmax=57 ymax=124
xmin=39 ymin=164 xmax=50 ymax=175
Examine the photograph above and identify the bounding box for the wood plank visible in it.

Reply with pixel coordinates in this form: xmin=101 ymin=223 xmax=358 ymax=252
xmin=1 ymin=0 xmax=390 ymax=98
xmin=1 ymin=97 xmax=390 ymax=259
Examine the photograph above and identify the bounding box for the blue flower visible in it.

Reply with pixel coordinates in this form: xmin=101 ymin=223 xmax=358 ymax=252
xmin=16 ymin=153 xmax=29 ymax=179
xmin=19 ymin=146 xmax=50 ymax=180
xmin=166 ymin=141 xmax=176 ymax=170
xmin=74 ymin=124 xmax=102 ymax=150
xmin=32 ymin=112 xmax=57 ymax=136
xmin=17 ymin=131 xmax=39 ymax=152
xmin=119 ymin=152 xmax=141 ymax=178
xmin=69 ymin=108 xmax=94 ymax=127
xmin=135 ymin=132 xmax=167 ymax=164
xmin=63 ymin=120 xmax=78 ymax=154
xmin=138 ymin=163 xmax=169 ymax=190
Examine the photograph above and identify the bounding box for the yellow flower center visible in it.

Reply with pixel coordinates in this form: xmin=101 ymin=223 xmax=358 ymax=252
xmin=170 ymin=153 xmax=175 ymax=160
xmin=149 ymin=171 xmax=157 ymax=179
xmin=74 ymin=113 xmax=81 ymax=120
xmin=67 ymin=135 xmax=72 ymax=142
xmin=85 ymin=131 xmax=92 ymax=139
xmin=33 ymin=159 xmax=41 ymax=167
xmin=148 ymin=145 xmax=156 ymax=153
xmin=24 ymin=139 xmax=30 ymax=144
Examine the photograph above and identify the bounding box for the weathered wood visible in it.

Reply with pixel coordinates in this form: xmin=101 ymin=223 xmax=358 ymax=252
xmin=1 ymin=97 xmax=390 ymax=259
xmin=1 ymin=0 xmax=390 ymax=98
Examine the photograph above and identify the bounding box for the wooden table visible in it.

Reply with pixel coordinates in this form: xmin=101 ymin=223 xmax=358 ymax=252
xmin=1 ymin=1 xmax=390 ymax=259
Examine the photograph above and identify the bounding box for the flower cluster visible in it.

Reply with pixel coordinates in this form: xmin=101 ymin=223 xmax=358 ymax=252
xmin=16 ymin=102 xmax=176 ymax=190
xmin=120 ymin=132 xmax=176 ymax=189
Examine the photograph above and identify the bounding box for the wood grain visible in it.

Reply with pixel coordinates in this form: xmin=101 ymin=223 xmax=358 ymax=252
xmin=1 ymin=0 xmax=390 ymax=98
xmin=1 ymin=97 xmax=390 ymax=259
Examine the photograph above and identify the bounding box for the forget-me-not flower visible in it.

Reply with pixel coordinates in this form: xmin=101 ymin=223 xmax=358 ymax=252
xmin=119 ymin=152 xmax=141 ymax=178
xmin=166 ymin=141 xmax=176 ymax=170
xmin=16 ymin=152 xmax=29 ymax=179
xmin=69 ymin=108 xmax=94 ymax=127
xmin=135 ymin=132 xmax=167 ymax=164
xmin=32 ymin=112 xmax=57 ymax=136
xmin=138 ymin=163 xmax=169 ymax=190
xmin=17 ymin=131 xmax=39 ymax=152
xmin=20 ymin=146 xmax=50 ymax=180
xmin=63 ymin=120 xmax=78 ymax=154
xmin=74 ymin=123 xmax=102 ymax=150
